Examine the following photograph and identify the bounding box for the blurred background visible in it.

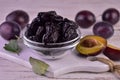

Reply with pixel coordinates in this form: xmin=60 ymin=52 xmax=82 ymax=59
xmin=0 ymin=0 xmax=120 ymax=23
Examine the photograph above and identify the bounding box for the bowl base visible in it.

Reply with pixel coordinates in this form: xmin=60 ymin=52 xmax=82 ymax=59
xmin=36 ymin=50 xmax=69 ymax=60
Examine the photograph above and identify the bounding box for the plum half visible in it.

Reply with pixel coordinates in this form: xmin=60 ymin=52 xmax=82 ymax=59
xmin=76 ymin=35 xmax=107 ymax=56
xmin=103 ymin=44 xmax=120 ymax=61
xmin=0 ymin=21 xmax=21 ymax=40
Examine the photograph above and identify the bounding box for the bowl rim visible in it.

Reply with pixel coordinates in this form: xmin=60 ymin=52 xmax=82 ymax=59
xmin=24 ymin=39 xmax=79 ymax=50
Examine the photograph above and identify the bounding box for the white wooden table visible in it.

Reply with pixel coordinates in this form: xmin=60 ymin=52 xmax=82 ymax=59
xmin=0 ymin=0 xmax=120 ymax=80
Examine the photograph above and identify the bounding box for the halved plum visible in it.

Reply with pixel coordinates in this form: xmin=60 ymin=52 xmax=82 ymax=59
xmin=76 ymin=35 xmax=107 ymax=56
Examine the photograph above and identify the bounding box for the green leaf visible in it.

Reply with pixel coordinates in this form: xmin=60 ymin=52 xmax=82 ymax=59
xmin=29 ymin=57 xmax=49 ymax=75
xmin=4 ymin=40 xmax=21 ymax=55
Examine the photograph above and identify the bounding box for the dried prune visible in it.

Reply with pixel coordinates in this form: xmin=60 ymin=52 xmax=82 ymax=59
xmin=42 ymin=22 xmax=59 ymax=44
xmin=35 ymin=26 xmax=45 ymax=42
xmin=63 ymin=28 xmax=78 ymax=41
xmin=42 ymin=31 xmax=59 ymax=44
xmin=64 ymin=18 xmax=78 ymax=29
xmin=36 ymin=26 xmax=44 ymax=36
xmin=29 ymin=17 xmax=41 ymax=35
xmin=37 ymin=11 xmax=57 ymax=23
xmin=26 ymin=11 xmax=79 ymax=44
xmin=37 ymin=11 xmax=57 ymax=18
xmin=62 ymin=21 xmax=78 ymax=41
xmin=52 ymin=15 xmax=63 ymax=23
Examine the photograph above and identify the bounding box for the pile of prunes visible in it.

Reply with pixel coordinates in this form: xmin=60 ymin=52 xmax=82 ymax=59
xmin=25 ymin=11 xmax=79 ymax=44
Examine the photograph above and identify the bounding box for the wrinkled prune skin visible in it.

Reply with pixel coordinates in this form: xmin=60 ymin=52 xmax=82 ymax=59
xmin=27 ymin=17 xmax=41 ymax=36
xmin=35 ymin=26 xmax=45 ymax=42
xmin=42 ymin=22 xmax=59 ymax=44
xmin=37 ymin=11 xmax=57 ymax=24
xmin=52 ymin=15 xmax=63 ymax=23
xmin=64 ymin=18 xmax=78 ymax=29
xmin=26 ymin=11 xmax=79 ymax=44
xmin=38 ymin=11 xmax=57 ymax=18
xmin=61 ymin=19 xmax=78 ymax=41
xmin=65 ymin=28 xmax=78 ymax=41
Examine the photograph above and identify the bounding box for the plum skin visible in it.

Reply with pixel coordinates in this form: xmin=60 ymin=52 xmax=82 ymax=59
xmin=103 ymin=45 xmax=120 ymax=61
xmin=6 ymin=10 xmax=29 ymax=29
xmin=75 ymin=10 xmax=96 ymax=28
xmin=102 ymin=8 xmax=120 ymax=25
xmin=93 ymin=22 xmax=114 ymax=39
xmin=0 ymin=21 xmax=21 ymax=40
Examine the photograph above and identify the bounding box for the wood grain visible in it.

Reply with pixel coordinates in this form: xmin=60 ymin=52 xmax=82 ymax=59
xmin=0 ymin=0 xmax=120 ymax=80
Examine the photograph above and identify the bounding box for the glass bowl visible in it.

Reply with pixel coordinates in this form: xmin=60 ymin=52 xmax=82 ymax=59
xmin=23 ymin=28 xmax=81 ymax=59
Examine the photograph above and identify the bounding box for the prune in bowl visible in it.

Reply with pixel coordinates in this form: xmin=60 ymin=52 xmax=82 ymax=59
xmin=23 ymin=28 xmax=81 ymax=59
xmin=23 ymin=11 xmax=81 ymax=59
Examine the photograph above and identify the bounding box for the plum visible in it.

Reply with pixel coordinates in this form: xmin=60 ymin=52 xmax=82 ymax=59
xmin=102 ymin=8 xmax=120 ymax=25
xmin=0 ymin=21 xmax=21 ymax=40
xmin=75 ymin=10 xmax=96 ymax=28
xmin=6 ymin=10 xmax=29 ymax=29
xmin=93 ymin=22 xmax=114 ymax=39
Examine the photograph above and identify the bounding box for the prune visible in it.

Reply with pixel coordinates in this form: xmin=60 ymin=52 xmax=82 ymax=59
xmin=6 ymin=10 xmax=29 ymax=29
xmin=31 ymin=17 xmax=41 ymax=26
xmin=52 ymin=15 xmax=63 ymax=23
xmin=64 ymin=18 xmax=78 ymax=29
xmin=62 ymin=27 xmax=78 ymax=41
xmin=93 ymin=22 xmax=114 ymax=39
xmin=36 ymin=26 xmax=44 ymax=36
xmin=26 ymin=11 xmax=79 ymax=44
xmin=29 ymin=17 xmax=42 ymax=35
xmin=37 ymin=11 xmax=57 ymax=18
xmin=42 ymin=22 xmax=59 ymax=44
xmin=102 ymin=8 xmax=120 ymax=25
xmin=75 ymin=10 xmax=96 ymax=28
xmin=62 ymin=22 xmax=70 ymax=33
xmin=0 ymin=21 xmax=21 ymax=40
xmin=25 ymin=25 xmax=33 ymax=37
xmin=35 ymin=26 xmax=45 ymax=42
xmin=59 ymin=19 xmax=78 ymax=42
xmin=37 ymin=11 xmax=57 ymax=22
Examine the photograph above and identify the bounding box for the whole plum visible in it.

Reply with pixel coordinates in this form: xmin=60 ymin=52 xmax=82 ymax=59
xmin=6 ymin=10 xmax=29 ymax=29
xmin=0 ymin=21 xmax=21 ymax=40
xmin=75 ymin=10 xmax=96 ymax=28
xmin=93 ymin=22 xmax=114 ymax=39
xmin=102 ymin=8 xmax=120 ymax=25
